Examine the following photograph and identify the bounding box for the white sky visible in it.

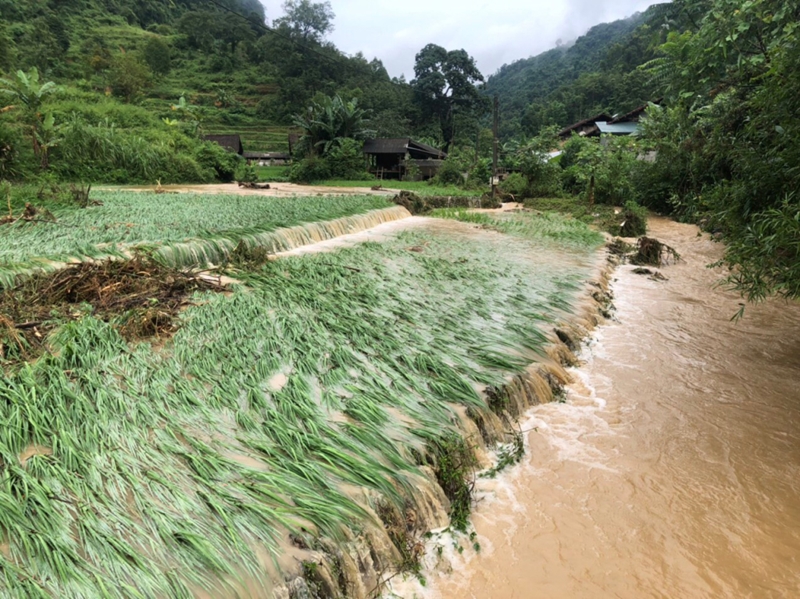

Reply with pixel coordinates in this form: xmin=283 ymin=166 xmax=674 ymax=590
xmin=258 ymin=0 xmax=660 ymax=79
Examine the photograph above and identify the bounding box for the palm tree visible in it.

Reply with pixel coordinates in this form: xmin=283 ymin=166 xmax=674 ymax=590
xmin=0 ymin=68 xmax=61 ymax=168
xmin=292 ymin=94 xmax=374 ymax=157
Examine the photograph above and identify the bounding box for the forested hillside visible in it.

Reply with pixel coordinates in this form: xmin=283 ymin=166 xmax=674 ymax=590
xmin=0 ymin=0 xmax=406 ymax=127
xmin=0 ymin=0 xmax=428 ymax=183
xmin=486 ymin=4 xmax=682 ymax=138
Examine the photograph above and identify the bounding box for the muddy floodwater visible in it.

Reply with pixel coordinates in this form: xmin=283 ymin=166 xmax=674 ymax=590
xmin=417 ymin=218 xmax=800 ymax=599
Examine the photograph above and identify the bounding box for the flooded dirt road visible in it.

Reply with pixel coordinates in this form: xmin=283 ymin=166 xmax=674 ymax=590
xmin=426 ymin=218 xmax=800 ymax=599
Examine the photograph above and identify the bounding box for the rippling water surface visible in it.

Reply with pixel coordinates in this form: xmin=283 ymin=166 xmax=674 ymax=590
xmin=416 ymin=219 xmax=800 ymax=599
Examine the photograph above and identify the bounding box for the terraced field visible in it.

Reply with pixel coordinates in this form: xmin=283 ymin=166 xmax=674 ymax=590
xmin=0 ymin=191 xmax=395 ymax=286
xmin=0 ymin=200 xmax=604 ymax=598
xmin=202 ymin=126 xmax=294 ymax=154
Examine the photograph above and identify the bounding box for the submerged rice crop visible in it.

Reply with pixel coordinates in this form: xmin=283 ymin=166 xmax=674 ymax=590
xmin=0 ymin=191 xmax=391 ymax=275
xmin=0 ymin=211 xmax=601 ymax=596
xmin=431 ymin=207 xmax=606 ymax=247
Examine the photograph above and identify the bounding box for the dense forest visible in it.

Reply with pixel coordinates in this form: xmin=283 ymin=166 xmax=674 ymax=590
xmin=486 ymin=9 xmax=656 ymax=138
xmin=1 ymin=0 xmax=799 ymax=302
xmin=0 ymin=0 xmax=493 ymax=183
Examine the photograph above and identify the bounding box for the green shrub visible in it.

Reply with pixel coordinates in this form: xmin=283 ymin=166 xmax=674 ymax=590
xmin=435 ymin=158 xmax=466 ymax=186
xmin=142 ymin=37 xmax=171 ymax=75
xmin=49 ymin=100 xmax=160 ymax=129
xmin=326 ymin=138 xmax=370 ymax=180
xmin=234 ymin=161 xmax=258 ymax=184
xmin=505 ymin=130 xmax=563 ymax=198
xmin=558 ymin=135 xmax=584 ymax=171
xmin=0 ymin=26 xmax=15 ymax=72
xmin=51 ymin=117 xmax=213 ymax=184
xmin=289 ymin=155 xmax=332 ymax=183
xmin=499 ymin=172 xmax=529 ymax=198
xmin=560 ymin=137 xmax=636 ymax=205
xmin=108 ymin=53 xmax=152 ymax=102
xmin=162 ymin=153 xmax=212 ymax=184
xmin=402 ymin=160 xmax=422 ymax=182
xmin=194 ymin=142 xmax=240 ymax=182
xmin=0 ymin=123 xmax=27 ymax=180
xmin=468 ymin=158 xmax=492 ymax=188
xmin=616 ymin=201 xmax=648 ymax=237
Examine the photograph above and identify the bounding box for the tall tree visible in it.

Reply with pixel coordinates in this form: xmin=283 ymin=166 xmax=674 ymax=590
xmin=276 ymin=0 xmax=335 ymax=42
xmin=411 ymin=44 xmax=485 ymax=151
xmin=142 ymin=37 xmax=171 ymax=75
xmin=108 ymin=54 xmax=152 ymax=103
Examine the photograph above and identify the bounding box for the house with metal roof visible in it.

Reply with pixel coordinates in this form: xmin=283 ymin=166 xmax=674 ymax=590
xmin=558 ymin=113 xmax=613 ymax=139
xmin=363 ymin=138 xmax=448 ymax=180
xmin=596 ymin=121 xmax=641 ymax=136
xmin=558 ymin=101 xmax=661 ymax=140
xmin=243 ymin=152 xmax=291 ymax=166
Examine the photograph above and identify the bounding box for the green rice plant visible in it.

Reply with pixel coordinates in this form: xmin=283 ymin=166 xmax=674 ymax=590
xmin=0 ymin=191 xmax=393 ymax=286
xmin=430 ymin=207 xmax=606 ymax=248
xmin=0 ymin=209 xmax=599 ymax=596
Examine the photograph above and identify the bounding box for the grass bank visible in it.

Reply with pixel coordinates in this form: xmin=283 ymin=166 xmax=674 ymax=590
xmin=431 ymin=207 xmax=606 ymax=248
xmin=254 ymin=166 xmax=290 ymax=181
xmin=314 ymin=180 xmax=485 ymax=197
xmin=521 ymin=196 xmax=649 ymax=237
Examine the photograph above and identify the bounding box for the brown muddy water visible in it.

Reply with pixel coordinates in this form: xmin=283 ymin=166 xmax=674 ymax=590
xmin=394 ymin=218 xmax=800 ymax=599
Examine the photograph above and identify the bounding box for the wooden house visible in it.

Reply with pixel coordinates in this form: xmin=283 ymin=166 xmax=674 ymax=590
xmin=363 ymin=138 xmax=447 ymax=180
xmin=202 ymin=134 xmax=244 ymax=155
xmin=559 ymin=101 xmax=662 ymax=140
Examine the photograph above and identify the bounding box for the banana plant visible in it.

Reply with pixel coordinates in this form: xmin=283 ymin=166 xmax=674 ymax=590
xmin=0 ymin=68 xmax=60 ymax=116
xmin=292 ymin=94 xmax=375 ymax=157
xmin=0 ymin=68 xmax=61 ymax=166
xmin=34 ymin=113 xmax=62 ymax=170
xmin=171 ymin=96 xmax=201 ymax=136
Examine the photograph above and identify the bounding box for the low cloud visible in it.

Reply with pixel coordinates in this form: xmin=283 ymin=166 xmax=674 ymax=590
xmin=258 ymin=0 xmax=658 ymax=79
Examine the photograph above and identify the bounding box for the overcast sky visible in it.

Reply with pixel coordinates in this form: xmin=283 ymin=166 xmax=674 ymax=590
xmin=258 ymin=0 xmax=660 ymax=79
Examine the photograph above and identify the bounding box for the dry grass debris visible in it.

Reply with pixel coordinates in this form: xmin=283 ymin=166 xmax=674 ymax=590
xmin=0 ymin=257 xmax=220 ymax=364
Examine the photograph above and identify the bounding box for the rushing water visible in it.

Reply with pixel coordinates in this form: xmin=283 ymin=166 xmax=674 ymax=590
xmin=411 ymin=218 xmax=800 ymax=599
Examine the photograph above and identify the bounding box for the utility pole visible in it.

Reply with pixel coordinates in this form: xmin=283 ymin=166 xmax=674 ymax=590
xmin=492 ymin=95 xmax=499 ymax=202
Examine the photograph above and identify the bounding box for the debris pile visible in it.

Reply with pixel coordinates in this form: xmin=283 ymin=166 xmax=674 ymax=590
xmin=0 ymin=258 xmax=221 ymax=364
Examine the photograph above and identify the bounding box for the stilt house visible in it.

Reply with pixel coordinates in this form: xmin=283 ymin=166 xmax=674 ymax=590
xmin=363 ymin=138 xmax=447 ymax=180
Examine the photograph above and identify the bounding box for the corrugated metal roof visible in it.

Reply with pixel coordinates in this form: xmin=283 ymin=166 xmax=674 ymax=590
xmin=408 ymin=140 xmax=447 ymax=158
xmin=243 ymin=152 xmax=290 ymax=159
xmin=596 ymin=121 xmax=640 ymax=135
xmin=558 ymin=113 xmax=613 ymax=137
xmin=363 ymin=138 xmax=447 ymax=159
